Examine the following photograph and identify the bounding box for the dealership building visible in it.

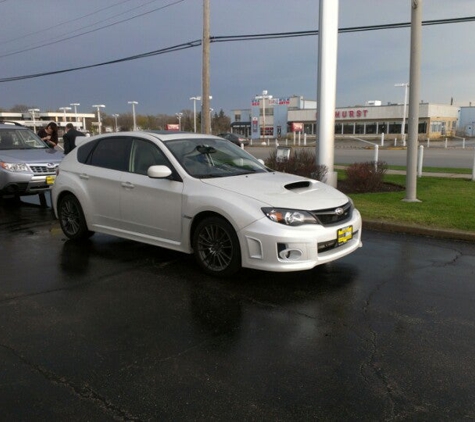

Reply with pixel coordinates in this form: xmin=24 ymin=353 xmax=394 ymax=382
xmin=0 ymin=110 xmax=95 ymax=132
xmin=231 ymin=95 xmax=461 ymax=140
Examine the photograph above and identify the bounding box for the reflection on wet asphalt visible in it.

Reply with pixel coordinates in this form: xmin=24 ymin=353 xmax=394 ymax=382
xmin=1 ymin=196 xmax=475 ymax=421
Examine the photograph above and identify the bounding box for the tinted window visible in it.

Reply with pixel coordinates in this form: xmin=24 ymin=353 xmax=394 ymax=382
xmin=129 ymin=138 xmax=170 ymax=175
xmin=89 ymin=137 xmax=130 ymax=171
xmin=77 ymin=139 xmax=99 ymax=163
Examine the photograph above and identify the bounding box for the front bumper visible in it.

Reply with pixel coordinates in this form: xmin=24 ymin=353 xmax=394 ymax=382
xmin=0 ymin=172 xmax=56 ymax=196
xmin=239 ymin=209 xmax=363 ymax=272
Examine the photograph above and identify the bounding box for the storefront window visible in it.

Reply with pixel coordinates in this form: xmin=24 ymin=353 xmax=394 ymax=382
xmin=366 ymin=123 xmax=376 ymax=134
xmin=303 ymin=123 xmax=315 ymax=134
xmin=389 ymin=122 xmax=400 ymax=134
xmin=343 ymin=123 xmax=354 ymax=134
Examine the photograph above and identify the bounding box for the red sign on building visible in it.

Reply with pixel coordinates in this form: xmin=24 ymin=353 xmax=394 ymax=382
xmin=291 ymin=122 xmax=304 ymax=132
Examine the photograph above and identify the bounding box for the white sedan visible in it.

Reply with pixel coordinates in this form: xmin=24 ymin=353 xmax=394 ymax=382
xmin=52 ymin=131 xmax=362 ymax=276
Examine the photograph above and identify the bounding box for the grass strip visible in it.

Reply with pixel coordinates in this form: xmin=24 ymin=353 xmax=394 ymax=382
xmin=344 ymin=174 xmax=475 ymax=232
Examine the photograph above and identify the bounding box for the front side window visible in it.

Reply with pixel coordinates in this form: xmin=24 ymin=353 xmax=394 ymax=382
xmin=129 ymin=138 xmax=170 ymax=175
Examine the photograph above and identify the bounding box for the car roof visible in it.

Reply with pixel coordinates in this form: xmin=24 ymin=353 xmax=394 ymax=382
xmin=0 ymin=122 xmax=29 ymax=129
xmin=145 ymin=130 xmax=223 ymax=142
xmin=81 ymin=131 xmax=223 ymax=144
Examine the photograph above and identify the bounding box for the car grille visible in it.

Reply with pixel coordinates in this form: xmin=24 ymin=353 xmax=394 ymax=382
xmin=311 ymin=201 xmax=352 ymax=226
xmin=30 ymin=165 xmax=57 ymax=174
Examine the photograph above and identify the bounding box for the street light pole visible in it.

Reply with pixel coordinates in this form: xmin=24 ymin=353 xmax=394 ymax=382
xmin=112 ymin=114 xmax=119 ymax=132
xmin=92 ymin=104 xmax=105 ymax=134
xmin=404 ymin=0 xmax=423 ymax=203
xmin=395 ymin=83 xmax=409 ymax=145
xmin=28 ymin=108 xmax=40 ymax=132
xmin=128 ymin=101 xmax=138 ymax=131
xmin=190 ymin=96 xmax=200 ymax=132
xmin=202 ymin=0 xmax=211 ymax=134
xmin=175 ymin=112 xmax=183 ymax=131
xmin=190 ymin=95 xmax=212 ymax=133
xmin=70 ymin=103 xmax=80 ymax=123
xmin=255 ymin=90 xmax=272 ymax=139
xmin=59 ymin=106 xmax=71 ymax=122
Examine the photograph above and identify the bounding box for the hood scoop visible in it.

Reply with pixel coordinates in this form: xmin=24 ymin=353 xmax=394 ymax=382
xmin=284 ymin=180 xmax=312 ymax=191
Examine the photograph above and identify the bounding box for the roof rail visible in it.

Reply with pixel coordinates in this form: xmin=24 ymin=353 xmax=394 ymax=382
xmin=0 ymin=121 xmax=25 ymax=127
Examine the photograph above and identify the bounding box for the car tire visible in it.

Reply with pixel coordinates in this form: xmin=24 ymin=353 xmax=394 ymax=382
xmin=58 ymin=194 xmax=94 ymax=240
xmin=192 ymin=216 xmax=241 ymax=277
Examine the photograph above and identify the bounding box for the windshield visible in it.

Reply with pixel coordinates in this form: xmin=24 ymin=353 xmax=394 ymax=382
xmin=166 ymin=138 xmax=268 ymax=178
xmin=0 ymin=129 xmax=48 ymax=150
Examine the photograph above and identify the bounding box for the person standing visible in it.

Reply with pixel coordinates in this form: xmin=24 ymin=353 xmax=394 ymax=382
xmin=37 ymin=122 xmax=58 ymax=148
xmin=63 ymin=123 xmax=85 ymax=154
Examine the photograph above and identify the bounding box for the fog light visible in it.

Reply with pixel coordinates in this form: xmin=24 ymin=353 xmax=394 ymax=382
xmin=278 ymin=248 xmax=303 ymax=261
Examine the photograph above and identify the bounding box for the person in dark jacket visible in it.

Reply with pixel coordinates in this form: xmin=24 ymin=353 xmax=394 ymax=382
xmin=37 ymin=122 xmax=59 ymax=148
xmin=63 ymin=123 xmax=85 ymax=154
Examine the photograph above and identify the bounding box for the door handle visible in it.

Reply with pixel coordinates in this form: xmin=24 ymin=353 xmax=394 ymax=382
xmin=79 ymin=174 xmax=89 ymax=180
xmin=121 ymin=181 xmax=135 ymax=189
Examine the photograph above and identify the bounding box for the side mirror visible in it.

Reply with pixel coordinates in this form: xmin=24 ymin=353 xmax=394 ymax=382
xmin=147 ymin=165 xmax=172 ymax=179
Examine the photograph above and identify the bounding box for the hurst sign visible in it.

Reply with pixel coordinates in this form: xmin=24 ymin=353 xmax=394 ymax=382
xmin=334 ymin=109 xmax=369 ymax=118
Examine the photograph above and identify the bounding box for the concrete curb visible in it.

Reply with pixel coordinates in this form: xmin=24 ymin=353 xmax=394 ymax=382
xmin=363 ymin=219 xmax=475 ymax=243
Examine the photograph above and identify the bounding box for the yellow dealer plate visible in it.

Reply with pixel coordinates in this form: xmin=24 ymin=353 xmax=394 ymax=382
xmin=337 ymin=225 xmax=353 ymax=245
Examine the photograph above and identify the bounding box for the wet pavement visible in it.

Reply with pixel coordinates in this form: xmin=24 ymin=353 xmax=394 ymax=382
xmin=1 ymin=197 xmax=475 ymax=421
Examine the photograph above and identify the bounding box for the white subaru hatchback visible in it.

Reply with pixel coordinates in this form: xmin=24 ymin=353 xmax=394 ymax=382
xmin=52 ymin=131 xmax=362 ymax=276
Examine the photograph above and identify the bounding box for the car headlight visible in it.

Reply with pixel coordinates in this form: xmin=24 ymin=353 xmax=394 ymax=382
xmin=0 ymin=162 xmax=29 ymax=172
xmin=262 ymin=207 xmax=318 ymax=226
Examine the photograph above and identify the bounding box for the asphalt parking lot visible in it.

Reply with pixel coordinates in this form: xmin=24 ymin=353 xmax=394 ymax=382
xmin=1 ymin=197 xmax=475 ymax=421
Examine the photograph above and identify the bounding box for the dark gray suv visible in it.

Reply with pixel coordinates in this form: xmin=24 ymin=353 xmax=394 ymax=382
xmin=0 ymin=122 xmax=63 ymax=198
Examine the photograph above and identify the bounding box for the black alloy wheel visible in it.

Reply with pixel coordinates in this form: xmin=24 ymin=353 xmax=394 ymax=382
xmin=192 ymin=216 xmax=241 ymax=277
xmin=58 ymin=194 xmax=94 ymax=240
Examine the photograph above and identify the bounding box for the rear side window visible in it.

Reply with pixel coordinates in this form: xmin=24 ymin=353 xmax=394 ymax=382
xmin=88 ymin=137 xmax=131 ymax=171
xmin=77 ymin=139 xmax=98 ymax=163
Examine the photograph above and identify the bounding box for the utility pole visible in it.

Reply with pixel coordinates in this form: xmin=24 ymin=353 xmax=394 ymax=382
xmin=316 ymin=0 xmax=339 ymax=187
xmin=201 ymin=0 xmax=211 ymax=134
xmin=404 ymin=0 xmax=422 ymax=202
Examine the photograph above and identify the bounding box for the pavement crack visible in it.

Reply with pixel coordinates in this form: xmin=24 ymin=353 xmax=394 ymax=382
xmin=432 ymin=247 xmax=463 ymax=267
xmin=360 ymin=277 xmax=398 ymax=420
xmin=1 ymin=343 xmax=143 ymax=421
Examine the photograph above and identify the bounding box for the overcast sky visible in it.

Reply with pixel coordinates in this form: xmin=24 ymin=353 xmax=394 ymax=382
xmin=1 ymin=0 xmax=474 ymax=117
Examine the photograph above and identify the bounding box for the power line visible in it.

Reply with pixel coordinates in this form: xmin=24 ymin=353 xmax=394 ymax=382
xmin=0 ymin=0 xmax=185 ymax=59
xmin=1 ymin=0 xmax=136 ymax=47
xmin=0 ymin=16 xmax=474 ymax=83
xmin=211 ymin=16 xmax=475 ymax=43
xmin=0 ymin=40 xmax=202 ymax=83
